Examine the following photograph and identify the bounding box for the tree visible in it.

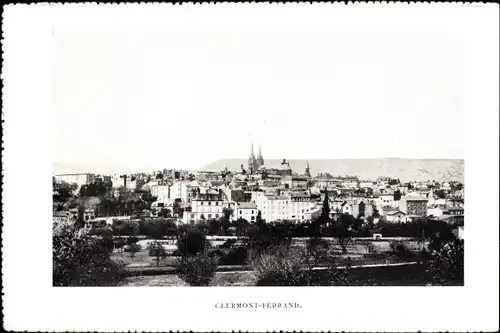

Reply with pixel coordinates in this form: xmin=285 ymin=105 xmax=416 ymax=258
xmin=424 ymin=236 xmax=464 ymax=285
xmin=53 ymin=180 xmax=78 ymax=203
xmin=328 ymin=214 xmax=360 ymax=254
xmin=220 ymin=215 xmax=232 ymax=235
xmin=148 ymin=241 xmax=167 ymax=266
xmin=234 ymin=218 xmax=250 ymax=236
xmin=222 ymin=207 xmax=233 ymax=220
xmin=79 ymin=182 xmax=109 ymax=198
xmin=195 ymin=221 xmax=210 ymax=235
xmin=53 ymin=225 xmax=126 ymax=286
xmin=435 ymin=189 xmax=447 ymax=199
xmin=304 ymin=237 xmax=330 ymax=284
xmin=208 ymin=219 xmax=222 ymax=235
xmin=319 ymin=188 xmax=331 ymax=225
xmin=172 ymin=201 xmax=184 ymax=217
xmin=128 ymin=242 xmax=141 ymax=258
xmin=177 ymin=228 xmax=207 ymax=257
xmin=255 ymin=210 xmax=264 ymax=226
xmin=393 ymin=189 xmax=402 ymax=201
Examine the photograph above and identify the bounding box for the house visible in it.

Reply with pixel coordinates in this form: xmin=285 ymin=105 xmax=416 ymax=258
xmin=352 ymin=201 xmax=375 ymax=219
xmin=235 ymin=202 xmax=258 ymax=223
xmin=385 ymin=210 xmax=406 ymax=223
xmin=305 ymin=207 xmax=322 ymax=221
xmin=375 ymin=193 xmax=398 ymax=209
xmin=445 ymin=207 xmax=464 ymax=225
xmin=187 ymin=188 xmax=225 ymax=223
xmin=282 ymin=175 xmax=309 ymax=190
xmin=453 ymin=220 xmax=464 ymax=240
xmin=341 ymin=201 xmax=353 ymax=215
xmin=427 ymin=205 xmax=447 ymax=217
xmin=260 ymin=195 xmax=289 ymax=222
xmin=288 ymin=191 xmax=318 ymax=222
xmin=399 ymin=196 xmax=428 ymax=217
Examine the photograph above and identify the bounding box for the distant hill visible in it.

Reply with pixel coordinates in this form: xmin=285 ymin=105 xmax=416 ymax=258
xmin=199 ymin=158 xmax=464 ymax=182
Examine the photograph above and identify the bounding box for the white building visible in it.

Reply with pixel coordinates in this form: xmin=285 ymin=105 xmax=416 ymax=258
xmin=260 ymin=195 xmax=289 ymax=222
xmin=341 ymin=202 xmax=353 ymax=215
xmin=375 ymin=193 xmax=397 ymax=208
xmin=235 ymin=202 xmax=258 ymax=223
xmin=151 ymin=185 xmax=170 ymax=201
xmin=169 ymin=181 xmax=190 ymax=202
xmin=288 ymin=192 xmax=317 ymax=222
xmin=54 ymin=173 xmax=94 ymax=187
xmin=111 ymin=174 xmax=126 ymax=189
xmin=186 ymin=189 xmax=224 ymax=224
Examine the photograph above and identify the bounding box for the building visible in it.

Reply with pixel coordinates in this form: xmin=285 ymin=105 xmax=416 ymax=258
xmin=187 ymin=188 xmax=224 ymax=223
xmin=288 ymin=192 xmax=318 ymax=222
xmin=283 ymin=175 xmax=309 ymax=190
xmin=375 ymin=193 xmax=397 ymax=209
xmin=235 ymin=202 xmax=258 ymax=222
xmin=445 ymin=207 xmax=464 ymax=225
xmin=111 ymin=174 xmax=126 ymax=188
xmin=385 ymin=210 xmax=406 ymax=223
xmin=259 ymin=195 xmax=289 ymax=222
xmin=248 ymin=141 xmax=258 ymax=174
xmin=427 ymin=205 xmax=447 ymax=217
xmin=352 ymin=201 xmax=375 ymax=219
xmin=257 ymin=144 xmax=265 ymax=169
xmin=276 ymin=159 xmax=293 ymax=176
xmin=399 ymin=196 xmax=428 ymax=216
xmin=150 ymin=184 xmax=170 ymax=202
xmin=341 ymin=201 xmax=353 ymax=215
xmin=305 ymin=207 xmax=322 ymax=221
xmin=54 ymin=173 xmax=95 ymax=187
xmin=169 ymin=181 xmax=190 ymax=203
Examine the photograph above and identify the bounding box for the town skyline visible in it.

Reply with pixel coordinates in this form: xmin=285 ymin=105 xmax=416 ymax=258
xmin=53 ymin=155 xmax=465 ymax=176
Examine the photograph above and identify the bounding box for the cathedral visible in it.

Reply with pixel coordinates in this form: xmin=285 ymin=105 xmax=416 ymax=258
xmin=248 ymin=141 xmax=264 ymax=174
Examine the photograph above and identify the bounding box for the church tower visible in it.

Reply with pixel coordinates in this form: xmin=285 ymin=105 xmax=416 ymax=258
xmin=257 ymin=143 xmax=264 ymax=168
xmin=248 ymin=141 xmax=257 ymax=174
xmin=305 ymin=160 xmax=311 ymax=178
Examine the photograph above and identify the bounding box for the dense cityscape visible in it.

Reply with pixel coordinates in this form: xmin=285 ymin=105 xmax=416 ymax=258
xmin=53 ymin=142 xmax=464 ymax=287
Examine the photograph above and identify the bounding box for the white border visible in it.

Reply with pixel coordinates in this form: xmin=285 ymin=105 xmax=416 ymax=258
xmin=2 ymin=3 xmax=499 ymax=332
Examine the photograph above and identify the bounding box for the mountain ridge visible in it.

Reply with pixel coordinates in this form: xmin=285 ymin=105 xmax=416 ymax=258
xmin=200 ymin=158 xmax=464 ymax=182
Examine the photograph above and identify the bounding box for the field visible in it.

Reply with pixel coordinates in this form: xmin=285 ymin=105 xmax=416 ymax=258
xmin=119 ymin=263 xmax=433 ymax=287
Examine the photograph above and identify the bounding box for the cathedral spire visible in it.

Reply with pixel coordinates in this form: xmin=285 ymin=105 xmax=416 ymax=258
xmin=257 ymin=143 xmax=264 ymax=168
xmin=305 ymin=160 xmax=311 ymax=178
xmin=248 ymin=140 xmax=257 ymax=174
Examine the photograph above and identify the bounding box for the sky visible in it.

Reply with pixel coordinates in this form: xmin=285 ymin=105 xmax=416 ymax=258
xmin=52 ymin=26 xmax=464 ymax=173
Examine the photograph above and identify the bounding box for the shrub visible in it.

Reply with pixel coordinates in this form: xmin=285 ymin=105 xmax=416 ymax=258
xmin=218 ymin=247 xmax=248 ymax=266
xmin=220 ymin=238 xmax=237 ymax=249
xmin=53 ymin=226 xmax=126 ymax=286
xmin=306 ymin=237 xmax=329 ymax=262
xmin=390 ymin=241 xmax=416 ymax=260
xmin=177 ymin=251 xmax=219 ymax=286
xmin=325 ymin=258 xmax=358 ymax=286
xmin=250 ymin=246 xmax=307 ymax=286
xmin=425 ymin=238 xmax=464 ymax=285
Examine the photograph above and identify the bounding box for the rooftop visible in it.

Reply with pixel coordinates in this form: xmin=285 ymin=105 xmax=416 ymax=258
xmin=237 ymin=202 xmax=257 ymax=209
xmin=402 ymin=196 xmax=428 ymax=201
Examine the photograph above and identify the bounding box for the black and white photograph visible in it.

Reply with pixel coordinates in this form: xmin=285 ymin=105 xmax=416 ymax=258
xmin=2 ymin=3 xmax=499 ymax=332
xmin=51 ymin=15 xmax=467 ymax=289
